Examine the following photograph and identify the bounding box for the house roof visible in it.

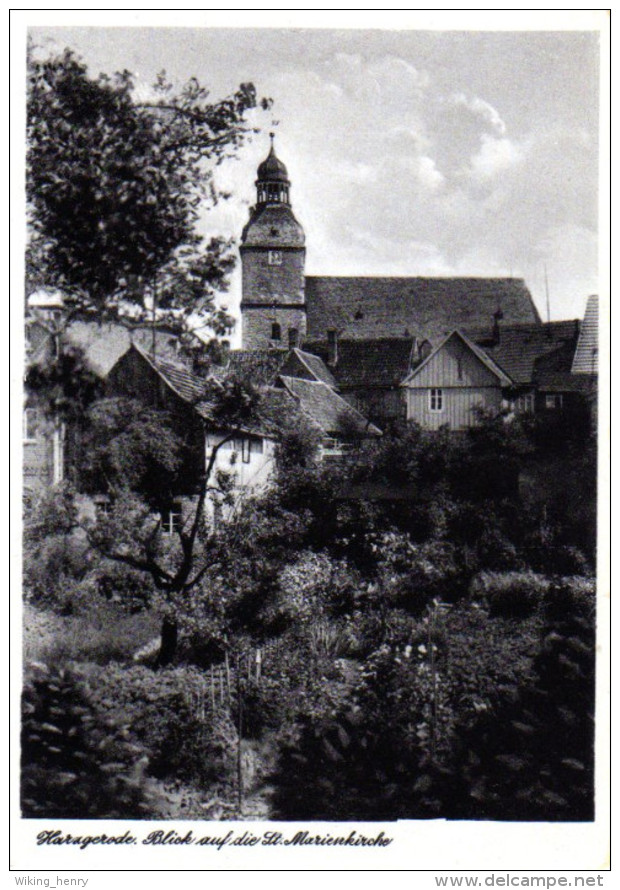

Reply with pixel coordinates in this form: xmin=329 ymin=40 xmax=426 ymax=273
xmin=279 ymin=376 xmax=381 ymax=437
xmin=468 ymin=320 xmax=580 ymax=385
xmin=303 ymin=338 xmax=415 ymax=388
xmin=304 ymin=276 xmax=540 ymax=342
xmin=62 ymin=321 xmax=187 ymax=377
xmin=212 ymin=349 xmax=288 ymax=386
xmin=402 ymin=330 xmax=513 ymax=387
xmin=279 ymin=348 xmax=337 ymax=387
xmin=571 ymin=295 xmax=598 ymax=374
xmin=130 ymin=344 xmax=211 ymax=406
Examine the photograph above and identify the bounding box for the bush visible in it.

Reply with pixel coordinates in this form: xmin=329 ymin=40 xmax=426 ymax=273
xmin=86 ymin=664 xmax=238 ymax=790
xmin=374 ymin=534 xmax=469 ymax=614
xmin=93 ymin=560 xmax=155 ymax=612
xmin=23 ymin=534 xmax=92 ymax=610
xmin=449 ymin=583 xmax=595 ymax=821
xmin=470 ymin=570 xmax=549 ymax=618
xmin=21 ymin=663 xmax=163 ymax=819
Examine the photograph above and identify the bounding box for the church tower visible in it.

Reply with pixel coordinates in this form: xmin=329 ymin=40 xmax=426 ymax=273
xmin=240 ymin=135 xmax=306 ymax=350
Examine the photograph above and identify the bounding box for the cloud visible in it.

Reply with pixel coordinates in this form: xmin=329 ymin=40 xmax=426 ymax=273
xmin=447 ymin=92 xmax=507 ymax=135
xmin=468 ymin=134 xmax=526 ymax=181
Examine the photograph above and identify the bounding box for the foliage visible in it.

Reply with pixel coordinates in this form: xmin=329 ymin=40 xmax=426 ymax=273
xmin=470 ymin=570 xmax=549 ymax=619
xmin=27 ymin=45 xmax=268 ymax=328
xmin=371 ymin=532 xmax=469 ymax=614
xmin=78 ymin=397 xmax=186 ymax=503
xmin=23 ymin=601 xmax=161 ymax=665
xmin=86 ymin=664 xmax=238 ymax=789
xmin=25 ymin=345 xmax=105 ymax=425
xmin=21 ymin=663 xmax=163 ymax=818
xmin=449 ymin=582 xmax=595 ymax=820
xmin=23 ymin=481 xmax=79 ymax=545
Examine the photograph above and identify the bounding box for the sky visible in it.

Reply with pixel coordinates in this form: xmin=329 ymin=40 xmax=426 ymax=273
xmin=27 ymin=22 xmax=604 ymax=336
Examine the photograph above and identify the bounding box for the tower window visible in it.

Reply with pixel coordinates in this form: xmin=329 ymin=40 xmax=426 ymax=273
xmin=271 ymin=322 xmax=281 ymax=341
xmin=268 ymin=250 xmax=282 ymax=265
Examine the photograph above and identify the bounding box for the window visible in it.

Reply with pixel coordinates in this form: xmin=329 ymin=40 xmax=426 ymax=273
xmin=457 ymin=357 xmax=463 ymax=381
xmin=94 ymin=496 xmax=111 ymax=519
xmin=429 ymin=388 xmax=443 ymax=412
xmin=241 ymin=438 xmax=251 ymax=464
xmin=162 ymin=504 xmax=182 ymax=535
xmin=545 ymin=394 xmax=563 ymax=410
xmin=514 ymin=394 xmax=535 ymax=413
xmin=321 ymin=437 xmax=353 ymax=456
xmin=23 ymin=408 xmax=38 ymax=442
xmin=268 ymin=250 xmax=282 ymax=265
xmin=271 ymin=322 xmax=281 ymax=341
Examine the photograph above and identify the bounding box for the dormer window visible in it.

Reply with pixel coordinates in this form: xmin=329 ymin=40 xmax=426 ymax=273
xmin=271 ymin=322 xmax=281 ymax=341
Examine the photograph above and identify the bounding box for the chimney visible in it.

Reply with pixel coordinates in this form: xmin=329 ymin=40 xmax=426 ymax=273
xmin=492 ymin=309 xmax=503 ymax=345
xmin=327 ymin=329 xmax=339 ymax=366
xmin=288 ymin=328 xmax=299 ymax=350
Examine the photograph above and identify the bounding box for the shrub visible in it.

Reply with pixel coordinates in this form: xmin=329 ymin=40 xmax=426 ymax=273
xmin=23 ymin=534 xmax=92 ymax=610
xmin=21 ymin=663 xmax=163 ymax=819
xmin=374 ymin=534 xmax=469 ymax=614
xmin=450 ymin=582 xmax=595 ymax=821
xmin=470 ymin=570 xmax=549 ymax=618
xmin=93 ymin=560 xmax=155 ymax=612
xmin=86 ymin=664 xmax=238 ymax=790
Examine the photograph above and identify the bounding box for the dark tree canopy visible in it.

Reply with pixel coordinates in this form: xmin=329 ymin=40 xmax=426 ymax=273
xmin=27 ymin=45 xmax=270 ymax=331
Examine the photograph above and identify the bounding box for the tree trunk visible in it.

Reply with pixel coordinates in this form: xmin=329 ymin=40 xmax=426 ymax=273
xmin=157 ymin=615 xmax=178 ymax=667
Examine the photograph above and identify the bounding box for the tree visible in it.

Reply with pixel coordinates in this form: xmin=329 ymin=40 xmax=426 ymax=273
xmin=83 ymin=379 xmax=265 ymax=665
xmin=27 ymin=44 xmax=270 ymax=333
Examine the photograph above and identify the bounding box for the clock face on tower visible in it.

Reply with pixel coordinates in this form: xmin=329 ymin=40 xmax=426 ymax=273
xmin=268 ymin=250 xmax=283 ymax=265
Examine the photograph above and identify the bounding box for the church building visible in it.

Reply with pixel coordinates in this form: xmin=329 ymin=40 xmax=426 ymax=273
xmin=237 ymin=137 xmax=563 ymax=427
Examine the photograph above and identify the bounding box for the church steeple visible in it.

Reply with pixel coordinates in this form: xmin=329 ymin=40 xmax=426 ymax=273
xmin=240 ymin=136 xmax=306 ymax=350
xmin=255 ymin=134 xmax=291 ymax=205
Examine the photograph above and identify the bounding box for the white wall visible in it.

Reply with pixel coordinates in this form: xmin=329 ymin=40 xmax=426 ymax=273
xmin=204 ymin=432 xmax=277 ymax=516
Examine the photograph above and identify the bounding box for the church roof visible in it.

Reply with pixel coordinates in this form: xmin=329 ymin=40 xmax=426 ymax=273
xmin=257 ymin=142 xmax=289 ymax=183
xmin=571 ymin=295 xmax=598 ymax=374
xmin=241 ymin=202 xmax=305 ymax=248
xmin=304 ymin=276 xmax=540 ymax=342
xmin=303 ymin=338 xmax=415 ymax=388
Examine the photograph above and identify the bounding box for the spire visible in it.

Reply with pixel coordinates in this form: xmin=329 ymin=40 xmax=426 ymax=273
xmin=256 ymin=135 xmax=290 ymax=205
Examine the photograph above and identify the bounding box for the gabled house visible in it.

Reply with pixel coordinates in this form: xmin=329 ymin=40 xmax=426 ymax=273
xmin=401 ymin=330 xmax=512 ymax=430
xmin=107 ymin=344 xmax=279 ymax=519
xmin=468 ymin=319 xmax=582 ymax=415
xmin=23 ymin=294 xmax=208 ymax=497
xmin=106 ymin=342 xmax=380 ymax=518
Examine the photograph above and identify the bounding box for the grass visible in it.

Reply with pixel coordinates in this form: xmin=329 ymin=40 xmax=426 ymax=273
xmin=22 ymin=602 xmax=161 ymax=667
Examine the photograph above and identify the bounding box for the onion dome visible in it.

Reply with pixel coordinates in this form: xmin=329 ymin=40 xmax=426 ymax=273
xmin=257 ymin=134 xmax=290 ymax=183
xmin=255 ymin=134 xmax=291 ymax=204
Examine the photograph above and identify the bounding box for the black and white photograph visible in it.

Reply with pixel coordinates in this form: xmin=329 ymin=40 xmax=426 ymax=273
xmin=12 ymin=10 xmax=609 ymax=874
